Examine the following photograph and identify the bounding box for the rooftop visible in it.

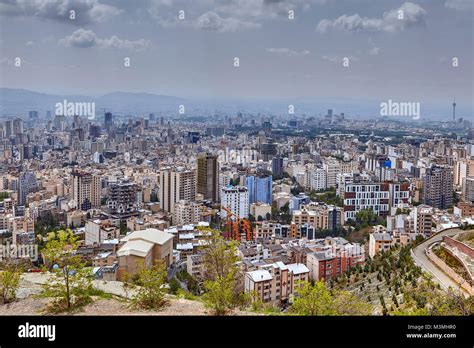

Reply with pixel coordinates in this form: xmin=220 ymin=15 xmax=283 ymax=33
xmin=247 ymin=269 xmax=272 ymax=282
xmin=121 ymin=228 xmax=173 ymax=246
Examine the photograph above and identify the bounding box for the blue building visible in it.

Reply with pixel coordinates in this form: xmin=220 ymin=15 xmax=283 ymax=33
xmin=245 ymin=173 xmax=272 ymax=205
xmin=289 ymin=193 xmax=310 ymax=213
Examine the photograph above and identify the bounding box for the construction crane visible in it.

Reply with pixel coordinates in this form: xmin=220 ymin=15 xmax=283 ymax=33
xmin=221 ymin=206 xmax=254 ymax=241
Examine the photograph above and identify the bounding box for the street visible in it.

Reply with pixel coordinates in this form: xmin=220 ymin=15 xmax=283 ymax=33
xmin=411 ymin=228 xmax=470 ymax=297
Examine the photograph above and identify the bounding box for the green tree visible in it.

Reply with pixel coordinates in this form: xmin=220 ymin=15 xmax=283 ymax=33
xmin=291 ymin=281 xmax=336 ymax=315
xmin=41 ymin=230 xmax=93 ymax=311
xmin=0 ymin=263 xmax=21 ymax=304
xmin=129 ymin=260 xmax=168 ymax=310
xmin=332 ymin=289 xmax=372 ymax=315
xmin=119 ymin=221 xmax=128 ymax=235
xmin=199 ymin=228 xmax=248 ymax=315
xmin=169 ymin=277 xmax=181 ymax=295
xmin=291 ymin=281 xmax=372 ymax=316
xmin=0 ymin=192 xmax=10 ymax=201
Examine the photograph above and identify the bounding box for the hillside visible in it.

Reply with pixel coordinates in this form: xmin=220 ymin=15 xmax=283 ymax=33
xmin=0 ymin=273 xmax=257 ymax=316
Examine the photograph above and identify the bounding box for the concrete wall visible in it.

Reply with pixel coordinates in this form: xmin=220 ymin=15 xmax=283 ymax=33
xmin=426 ymin=244 xmax=473 ymax=295
xmin=443 ymin=234 xmax=474 ymax=258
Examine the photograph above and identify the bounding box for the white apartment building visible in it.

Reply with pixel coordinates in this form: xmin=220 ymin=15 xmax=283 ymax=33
xmin=343 ymin=182 xmax=410 ymax=221
xmin=221 ymin=186 xmax=249 ymax=220
xmin=343 ymin=182 xmax=390 ymax=221
xmin=323 ymin=160 xmax=341 ymax=188
xmin=305 ymin=165 xmax=327 ymax=191
xmin=85 ymin=219 xmax=120 ymax=246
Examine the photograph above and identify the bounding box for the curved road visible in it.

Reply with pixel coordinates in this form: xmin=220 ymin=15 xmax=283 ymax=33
xmin=411 ymin=228 xmax=470 ymax=297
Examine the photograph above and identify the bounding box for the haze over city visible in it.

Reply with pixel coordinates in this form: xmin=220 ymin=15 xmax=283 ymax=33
xmin=0 ymin=0 xmax=472 ymax=119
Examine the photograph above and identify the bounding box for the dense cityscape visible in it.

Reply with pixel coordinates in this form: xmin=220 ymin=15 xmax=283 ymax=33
xmin=0 ymin=106 xmax=472 ymax=316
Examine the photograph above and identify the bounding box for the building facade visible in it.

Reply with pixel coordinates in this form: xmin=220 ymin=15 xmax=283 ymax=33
xmin=72 ymin=170 xmax=101 ymax=211
xmin=159 ymin=167 xmax=196 ymax=214
xmin=423 ymin=165 xmax=453 ymax=209
xmin=197 ymin=153 xmax=219 ymax=202
xmin=221 ymin=186 xmax=249 ymax=220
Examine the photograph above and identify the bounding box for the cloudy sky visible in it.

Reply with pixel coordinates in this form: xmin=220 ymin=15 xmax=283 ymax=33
xmin=0 ymin=0 xmax=472 ymax=113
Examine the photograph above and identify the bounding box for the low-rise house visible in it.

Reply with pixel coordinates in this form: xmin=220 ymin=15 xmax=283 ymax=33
xmin=244 ymin=261 xmax=309 ymax=305
xmin=116 ymin=228 xmax=174 ymax=280
xmin=85 ymin=219 xmax=120 ymax=246
xmin=305 ymin=237 xmax=365 ymax=281
xmin=369 ymin=232 xmax=393 ymax=258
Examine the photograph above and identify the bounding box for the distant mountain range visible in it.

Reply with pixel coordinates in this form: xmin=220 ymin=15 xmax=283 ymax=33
xmin=0 ymin=88 xmax=187 ymax=116
xmin=0 ymin=88 xmax=469 ymax=120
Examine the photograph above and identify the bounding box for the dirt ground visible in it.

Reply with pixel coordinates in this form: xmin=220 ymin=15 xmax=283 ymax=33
xmin=0 ymin=272 xmax=261 ymax=316
xmin=0 ymin=295 xmax=211 ymax=316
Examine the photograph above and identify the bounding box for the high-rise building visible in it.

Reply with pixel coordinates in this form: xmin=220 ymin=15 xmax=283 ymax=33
xmin=221 ymin=186 xmax=249 ymax=220
xmin=159 ymin=167 xmax=196 ymax=214
xmin=272 ymin=155 xmax=284 ymax=177
xmin=28 ymin=111 xmax=39 ymax=119
xmin=54 ymin=114 xmax=65 ymax=131
xmin=104 ymin=112 xmax=113 ymax=132
xmin=4 ymin=120 xmax=13 ymax=137
xmin=462 ymin=176 xmax=474 ymax=203
xmin=245 ymin=171 xmax=272 ymax=205
xmin=12 ymin=118 xmax=23 ymax=135
xmin=260 ymin=143 xmax=277 ymax=161
xmin=454 ymin=159 xmax=474 ymax=187
xmin=17 ymin=172 xmax=38 ymax=206
xmin=324 ymin=159 xmax=341 ymax=188
xmin=262 ymin=121 xmax=272 ymax=133
xmin=197 ymin=153 xmax=219 ymax=202
xmin=89 ymin=124 xmax=101 ymax=139
xmin=107 ymin=179 xmax=138 ymax=218
xmin=305 ymin=165 xmax=327 ymax=191
xmin=423 ymin=165 xmax=453 ymax=210
xmin=72 ymin=170 xmax=101 ymax=211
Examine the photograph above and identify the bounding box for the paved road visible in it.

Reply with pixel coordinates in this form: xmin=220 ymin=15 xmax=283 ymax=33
xmin=411 ymin=228 xmax=470 ymax=296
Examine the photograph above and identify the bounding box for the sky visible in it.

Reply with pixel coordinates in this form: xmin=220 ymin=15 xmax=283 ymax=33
xmin=0 ymin=0 xmax=472 ymax=116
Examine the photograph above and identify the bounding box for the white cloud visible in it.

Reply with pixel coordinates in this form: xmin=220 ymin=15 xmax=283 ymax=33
xmin=59 ymin=29 xmax=151 ymax=50
xmin=216 ymin=0 xmax=330 ymax=19
xmin=0 ymin=0 xmax=122 ymax=24
xmin=196 ymin=11 xmax=260 ymax=32
xmin=148 ymin=0 xmax=333 ymax=31
xmin=266 ymin=47 xmax=310 ymax=56
xmin=317 ymin=2 xmax=426 ymax=33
